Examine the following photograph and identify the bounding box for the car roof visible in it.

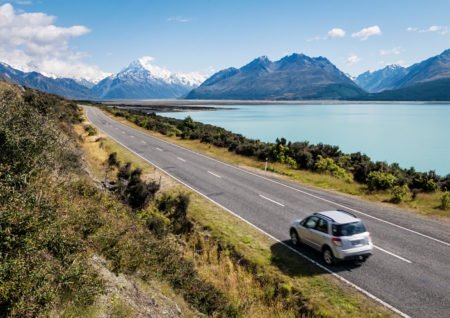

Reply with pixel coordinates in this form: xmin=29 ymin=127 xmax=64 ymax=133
xmin=314 ymin=210 xmax=360 ymax=224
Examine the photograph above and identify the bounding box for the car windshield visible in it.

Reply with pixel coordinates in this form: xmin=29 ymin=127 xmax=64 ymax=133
xmin=332 ymin=221 xmax=366 ymax=237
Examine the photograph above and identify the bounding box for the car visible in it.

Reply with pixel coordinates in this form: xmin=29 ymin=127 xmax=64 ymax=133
xmin=289 ymin=210 xmax=373 ymax=265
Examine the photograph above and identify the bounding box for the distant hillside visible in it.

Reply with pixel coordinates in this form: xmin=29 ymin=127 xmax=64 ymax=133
xmin=0 ymin=62 xmax=94 ymax=99
xmin=186 ymin=54 xmax=365 ymax=100
xmin=355 ymin=65 xmax=408 ymax=93
xmin=355 ymin=49 xmax=450 ymax=94
xmin=357 ymin=78 xmax=450 ymax=101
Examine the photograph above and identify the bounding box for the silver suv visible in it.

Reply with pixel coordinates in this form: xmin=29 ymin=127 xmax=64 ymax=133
xmin=289 ymin=210 xmax=373 ymax=265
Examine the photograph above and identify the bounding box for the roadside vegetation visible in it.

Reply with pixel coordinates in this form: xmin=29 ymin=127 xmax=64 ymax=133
xmin=103 ymin=107 xmax=450 ymax=217
xmin=0 ymin=80 xmax=394 ymax=316
xmin=79 ymin=108 xmax=395 ymax=317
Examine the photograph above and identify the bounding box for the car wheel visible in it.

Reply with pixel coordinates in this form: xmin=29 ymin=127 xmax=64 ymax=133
xmin=290 ymin=229 xmax=301 ymax=246
xmin=322 ymin=247 xmax=335 ymax=265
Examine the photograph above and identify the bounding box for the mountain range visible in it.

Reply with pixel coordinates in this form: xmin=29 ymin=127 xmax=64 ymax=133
xmin=186 ymin=54 xmax=364 ymax=100
xmin=0 ymin=58 xmax=204 ymax=100
xmin=356 ymin=49 xmax=450 ymax=94
xmin=92 ymin=57 xmax=204 ymax=99
xmin=1 ymin=50 xmax=450 ymax=101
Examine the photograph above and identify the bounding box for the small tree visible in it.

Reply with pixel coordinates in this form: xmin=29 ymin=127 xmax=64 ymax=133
xmin=104 ymin=152 xmax=120 ymax=183
xmin=315 ymin=155 xmax=353 ymax=183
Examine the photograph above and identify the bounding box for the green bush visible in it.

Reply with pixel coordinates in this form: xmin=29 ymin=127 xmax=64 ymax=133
xmin=367 ymin=171 xmax=398 ymax=191
xmin=390 ymin=185 xmax=410 ymax=204
xmin=315 ymin=155 xmax=353 ymax=182
xmin=440 ymin=191 xmax=450 ymax=210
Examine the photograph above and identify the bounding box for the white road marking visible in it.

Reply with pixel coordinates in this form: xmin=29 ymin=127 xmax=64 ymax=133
xmin=155 ymin=147 xmax=163 ymax=151
xmin=134 ymin=126 xmax=449 ymax=248
xmin=86 ymin=109 xmax=410 ymax=318
xmin=99 ymin=110 xmax=413 ymax=262
xmin=373 ymin=245 xmax=412 ymax=264
xmin=207 ymin=171 xmax=222 ymax=178
xmin=141 ymin=141 xmax=146 ymax=144
xmin=130 ymin=135 xmax=135 ymax=138
xmin=121 ymin=131 xmax=126 ymax=134
xmin=259 ymin=194 xmax=285 ymax=207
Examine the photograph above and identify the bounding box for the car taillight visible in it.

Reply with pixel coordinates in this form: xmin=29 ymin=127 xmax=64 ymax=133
xmin=332 ymin=237 xmax=342 ymax=246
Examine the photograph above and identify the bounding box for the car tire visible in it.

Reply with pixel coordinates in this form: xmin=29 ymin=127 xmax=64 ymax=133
xmin=322 ymin=247 xmax=335 ymax=265
xmin=290 ymin=229 xmax=301 ymax=246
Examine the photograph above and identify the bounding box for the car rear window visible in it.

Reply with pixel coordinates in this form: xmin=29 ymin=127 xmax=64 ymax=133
xmin=332 ymin=221 xmax=366 ymax=237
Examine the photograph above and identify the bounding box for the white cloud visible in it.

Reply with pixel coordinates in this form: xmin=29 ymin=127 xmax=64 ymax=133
xmin=352 ymin=25 xmax=382 ymax=40
xmin=379 ymin=47 xmax=401 ymax=56
xmin=327 ymin=28 xmax=346 ymax=38
xmin=167 ymin=16 xmax=191 ymax=23
xmin=308 ymin=27 xmax=346 ymax=41
xmin=0 ymin=3 xmax=108 ymax=82
xmin=407 ymin=25 xmax=448 ymax=35
xmin=346 ymin=54 xmax=361 ymax=65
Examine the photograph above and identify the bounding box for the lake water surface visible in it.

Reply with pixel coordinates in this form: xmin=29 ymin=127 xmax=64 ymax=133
xmin=158 ymin=104 xmax=450 ymax=175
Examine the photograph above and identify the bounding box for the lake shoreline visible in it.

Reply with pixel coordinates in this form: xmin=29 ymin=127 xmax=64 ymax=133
xmin=101 ymin=99 xmax=450 ymax=107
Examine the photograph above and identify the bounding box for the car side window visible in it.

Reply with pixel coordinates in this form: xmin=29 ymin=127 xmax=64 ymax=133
xmin=304 ymin=216 xmax=319 ymax=229
xmin=315 ymin=218 xmax=329 ymax=234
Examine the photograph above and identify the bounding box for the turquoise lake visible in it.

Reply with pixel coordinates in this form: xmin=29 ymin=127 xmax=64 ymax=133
xmin=158 ymin=104 xmax=450 ymax=175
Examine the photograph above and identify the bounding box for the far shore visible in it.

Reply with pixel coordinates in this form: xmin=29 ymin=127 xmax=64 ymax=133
xmin=99 ymin=99 xmax=450 ymax=107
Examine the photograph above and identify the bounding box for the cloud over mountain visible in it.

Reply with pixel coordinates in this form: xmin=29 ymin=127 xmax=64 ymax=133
xmin=0 ymin=3 xmax=108 ymax=82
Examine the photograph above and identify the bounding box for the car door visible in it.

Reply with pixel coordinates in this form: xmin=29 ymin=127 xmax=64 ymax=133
xmin=309 ymin=217 xmax=329 ymax=249
xmin=298 ymin=216 xmax=320 ymax=249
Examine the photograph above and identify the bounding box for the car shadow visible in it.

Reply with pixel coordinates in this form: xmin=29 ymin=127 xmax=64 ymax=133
xmin=270 ymin=240 xmax=365 ymax=277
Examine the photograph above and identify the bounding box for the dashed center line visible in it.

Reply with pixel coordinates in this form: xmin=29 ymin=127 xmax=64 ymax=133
xmin=141 ymin=141 xmax=146 ymax=144
xmin=130 ymin=135 xmax=135 ymax=138
xmin=259 ymin=194 xmax=285 ymax=207
xmin=207 ymin=171 xmax=222 ymax=178
xmin=373 ymin=245 xmax=412 ymax=264
xmin=177 ymin=157 xmax=186 ymax=162
xmin=155 ymin=147 xmax=163 ymax=151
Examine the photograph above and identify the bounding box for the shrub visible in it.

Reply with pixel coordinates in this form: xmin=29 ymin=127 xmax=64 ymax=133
xmin=440 ymin=191 xmax=450 ymax=210
xmin=315 ymin=155 xmax=353 ymax=182
xmin=138 ymin=207 xmax=171 ymax=237
xmin=83 ymin=124 xmax=97 ymax=136
xmin=390 ymin=185 xmax=410 ymax=204
xmin=157 ymin=192 xmax=193 ymax=234
xmin=367 ymin=171 xmax=397 ymax=191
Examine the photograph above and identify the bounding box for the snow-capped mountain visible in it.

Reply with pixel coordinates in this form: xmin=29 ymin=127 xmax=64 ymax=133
xmin=0 ymin=61 xmax=95 ymax=99
xmin=92 ymin=57 xmax=205 ymax=99
xmin=355 ymin=65 xmax=408 ymax=93
xmin=356 ymin=49 xmax=450 ymax=93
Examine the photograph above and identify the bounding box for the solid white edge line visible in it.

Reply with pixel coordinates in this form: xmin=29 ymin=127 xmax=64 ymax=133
xmin=177 ymin=157 xmax=186 ymax=162
xmin=108 ymin=111 xmax=449 ymax=248
xmin=373 ymin=245 xmax=412 ymax=264
xmin=259 ymin=194 xmax=285 ymax=207
xmin=86 ymin=107 xmax=411 ymax=318
xmin=207 ymin=171 xmax=222 ymax=178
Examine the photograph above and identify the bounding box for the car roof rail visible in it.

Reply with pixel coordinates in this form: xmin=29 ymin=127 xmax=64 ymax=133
xmin=336 ymin=209 xmax=358 ymax=218
xmin=313 ymin=212 xmax=335 ymax=222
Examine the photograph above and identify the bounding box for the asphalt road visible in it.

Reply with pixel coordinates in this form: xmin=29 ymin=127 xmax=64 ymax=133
xmin=86 ymin=106 xmax=450 ymax=318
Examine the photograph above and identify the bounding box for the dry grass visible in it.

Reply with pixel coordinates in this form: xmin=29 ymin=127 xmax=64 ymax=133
xmin=81 ymin=108 xmax=396 ymax=317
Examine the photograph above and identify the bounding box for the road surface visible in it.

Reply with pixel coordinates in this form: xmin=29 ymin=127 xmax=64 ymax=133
xmin=86 ymin=106 xmax=450 ymax=318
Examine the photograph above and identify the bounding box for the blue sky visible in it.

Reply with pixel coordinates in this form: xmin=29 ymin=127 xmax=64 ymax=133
xmin=1 ymin=0 xmax=449 ymax=80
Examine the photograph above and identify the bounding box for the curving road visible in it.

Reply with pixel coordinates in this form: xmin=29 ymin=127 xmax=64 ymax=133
xmin=85 ymin=106 xmax=450 ymax=318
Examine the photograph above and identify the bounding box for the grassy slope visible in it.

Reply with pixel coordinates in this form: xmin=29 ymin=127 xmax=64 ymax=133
xmin=99 ymin=108 xmax=448 ymax=219
xmin=0 ymin=81 xmax=196 ymax=318
xmin=82 ymin=108 xmax=395 ymax=317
